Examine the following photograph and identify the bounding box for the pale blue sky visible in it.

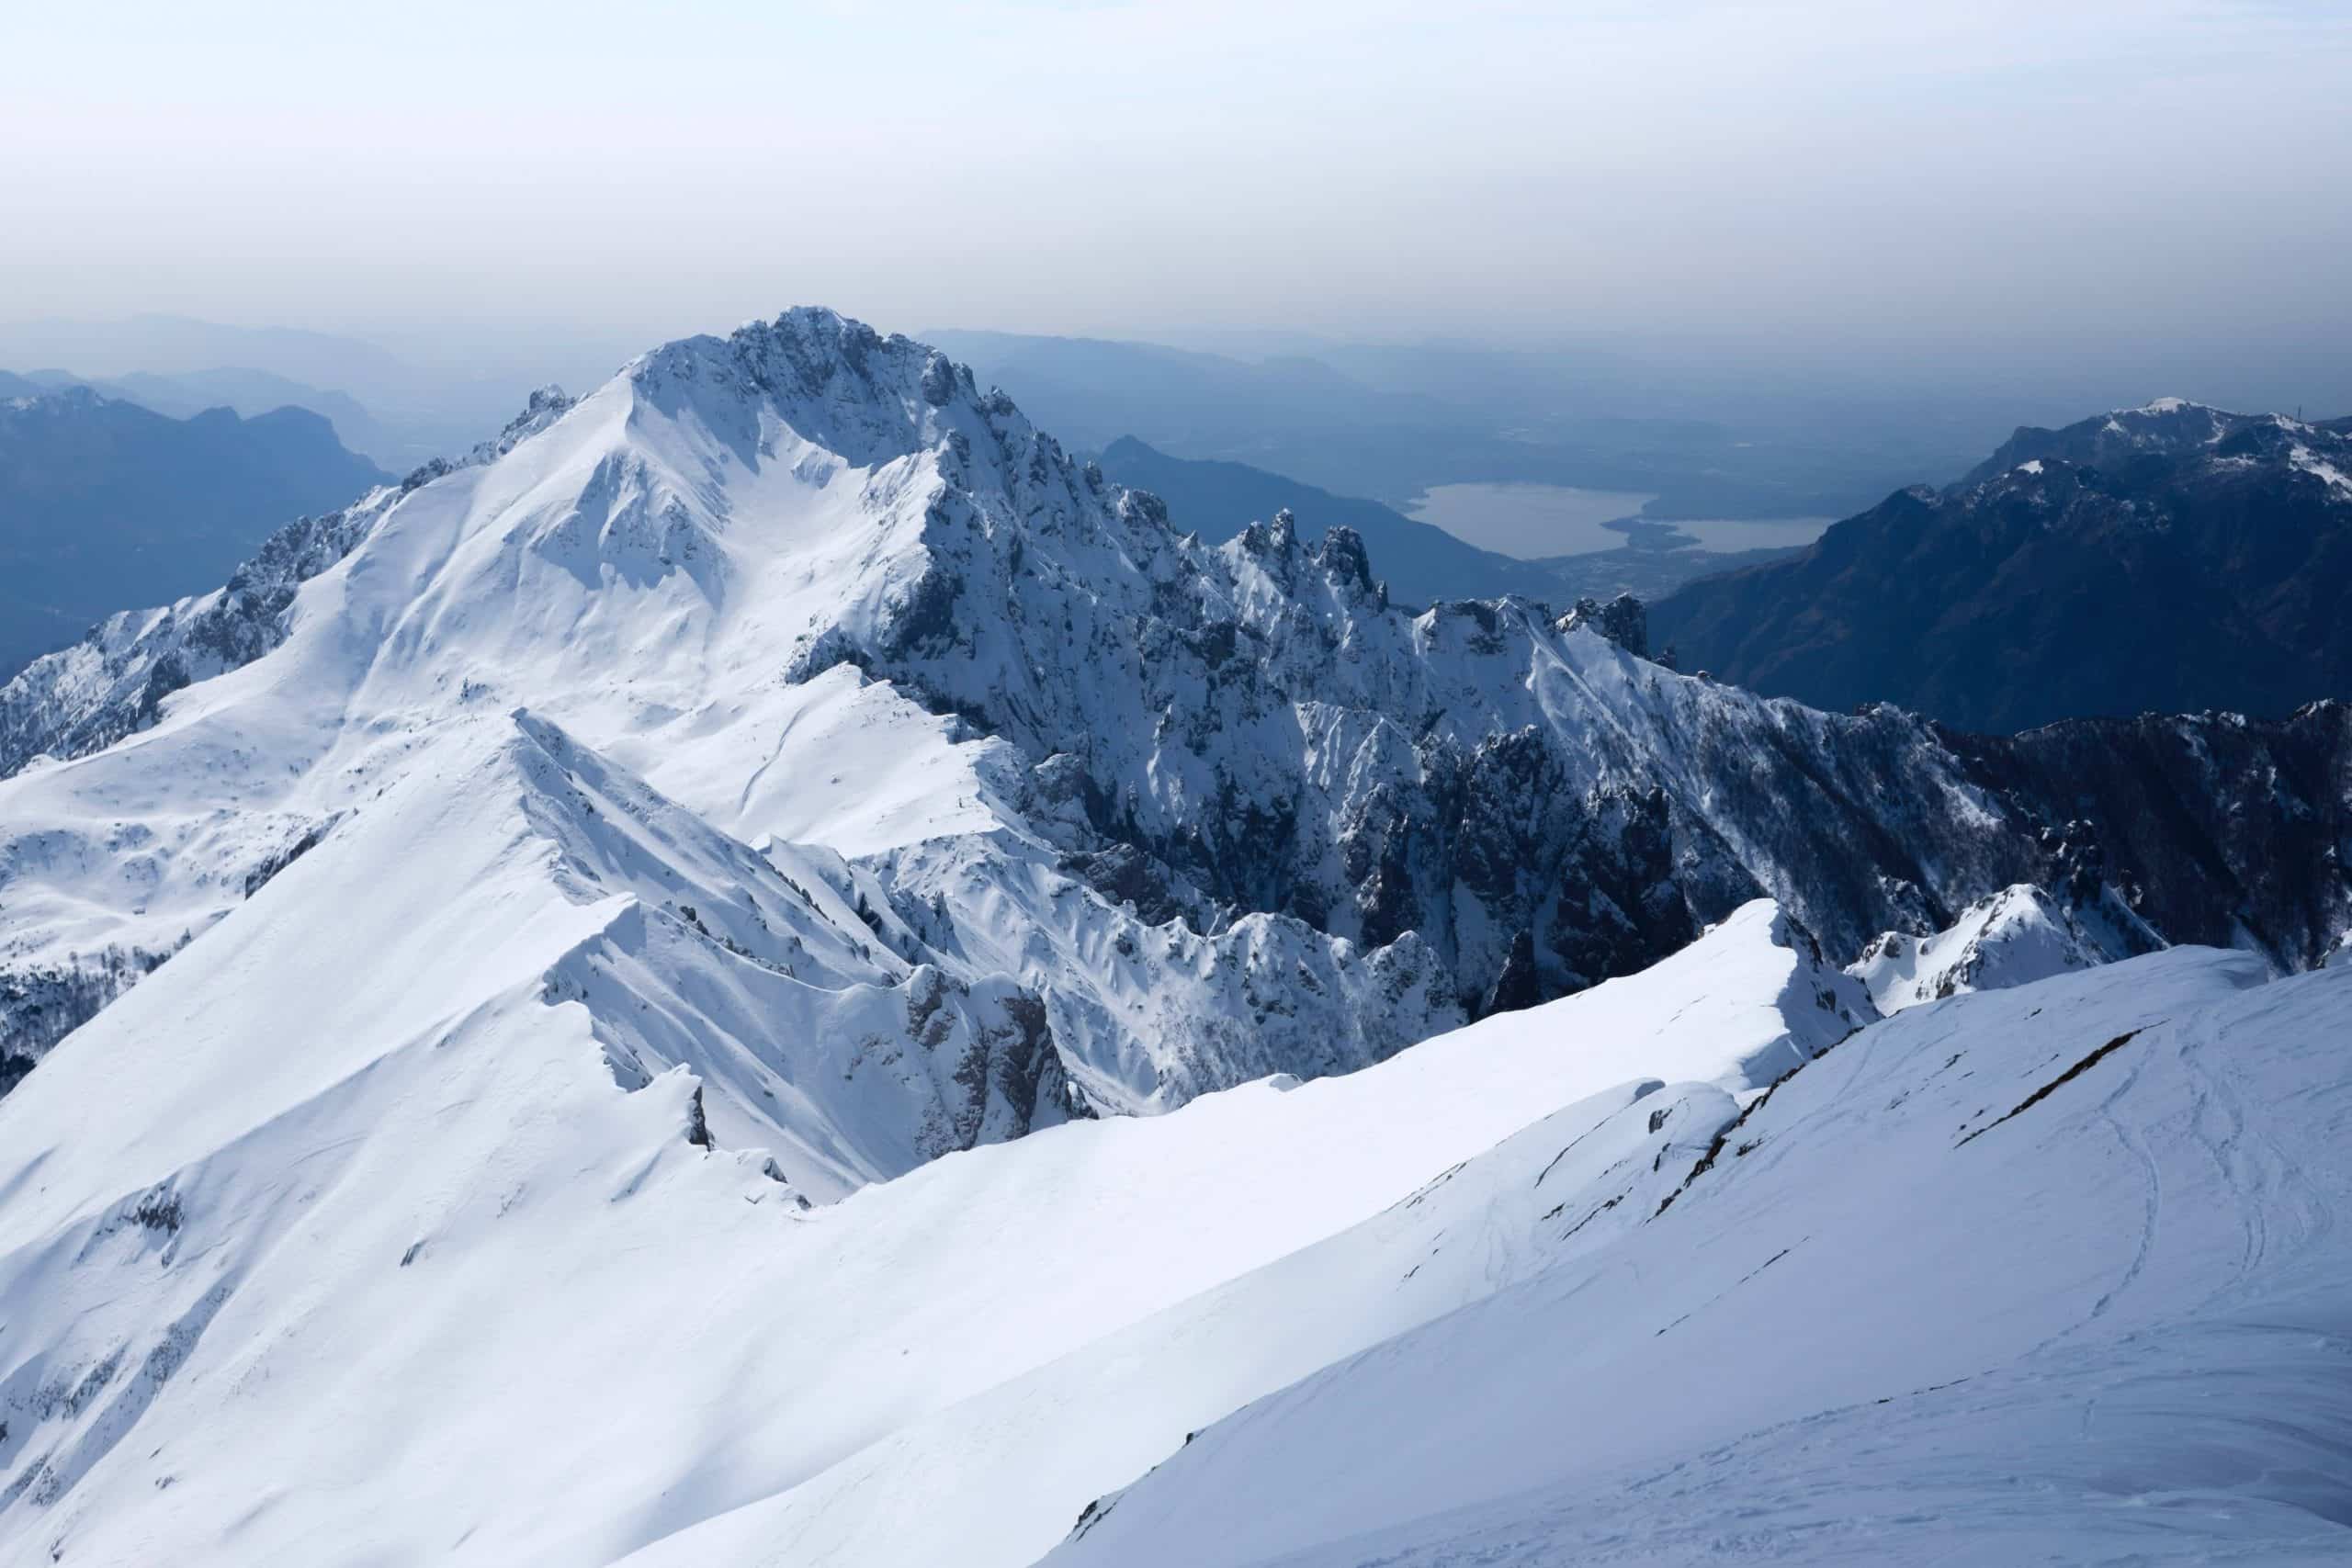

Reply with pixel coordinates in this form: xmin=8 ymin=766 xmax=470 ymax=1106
xmin=5 ymin=0 xmax=2347 ymax=360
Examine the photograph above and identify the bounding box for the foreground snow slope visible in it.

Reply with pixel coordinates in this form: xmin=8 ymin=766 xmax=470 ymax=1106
xmin=1046 ymin=948 xmax=2352 ymax=1567
xmin=616 ymin=1085 xmax=1740 ymax=1568
xmin=0 ymin=829 xmax=1852 ymax=1566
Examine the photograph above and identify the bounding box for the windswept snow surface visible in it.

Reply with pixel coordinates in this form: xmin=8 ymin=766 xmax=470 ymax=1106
xmin=0 ymin=868 xmax=1850 ymax=1564
xmin=1044 ymin=949 xmax=2352 ymax=1568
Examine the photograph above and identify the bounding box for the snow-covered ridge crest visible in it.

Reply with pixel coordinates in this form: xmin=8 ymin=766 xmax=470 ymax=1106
xmin=1973 ymin=396 xmax=2352 ymax=483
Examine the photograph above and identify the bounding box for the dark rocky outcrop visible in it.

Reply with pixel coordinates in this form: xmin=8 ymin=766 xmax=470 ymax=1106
xmin=1555 ymin=593 xmax=1648 ymax=658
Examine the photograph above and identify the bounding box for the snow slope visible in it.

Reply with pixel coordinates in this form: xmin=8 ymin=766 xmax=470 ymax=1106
xmin=0 ymin=825 xmax=1854 ymax=1565
xmin=1044 ymin=947 xmax=2352 ymax=1567
xmin=624 ymin=1077 xmax=1737 ymax=1568
xmin=0 ymin=388 xmax=571 ymax=778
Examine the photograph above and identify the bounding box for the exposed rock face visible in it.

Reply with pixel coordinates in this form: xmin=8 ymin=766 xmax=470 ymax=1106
xmin=701 ymin=332 xmax=2346 ymax=1010
xmin=1653 ymin=401 xmax=2352 ymax=730
xmin=1479 ymin=930 xmax=1544 ymax=1016
xmin=1091 ymin=433 xmax=1607 ymax=607
xmin=1944 ymin=702 xmax=2352 ymax=969
xmin=0 ymin=945 xmax=181 ymax=1093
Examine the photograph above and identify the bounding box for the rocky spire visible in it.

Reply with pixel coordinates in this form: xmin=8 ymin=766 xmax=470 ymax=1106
xmin=1556 ymin=592 xmax=1649 ymax=659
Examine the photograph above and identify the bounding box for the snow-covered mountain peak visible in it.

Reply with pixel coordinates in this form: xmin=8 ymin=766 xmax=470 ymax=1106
xmin=2105 ymin=396 xmax=2230 ymax=439
xmin=1 ymin=381 xmax=111 ymax=415
xmin=620 ymin=307 xmax=982 ymax=471
xmin=1846 ymin=882 xmax=2161 ymax=1014
xmin=600 ymin=306 xmax=1161 ymax=576
xmin=0 ymin=306 xmax=1476 ymax=1129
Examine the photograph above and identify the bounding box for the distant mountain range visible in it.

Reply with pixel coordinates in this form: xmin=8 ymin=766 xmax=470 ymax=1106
xmin=0 ymin=383 xmax=390 ymax=677
xmin=1652 ymin=400 xmax=2352 ymax=729
xmin=7 ymin=366 xmax=397 ymax=465
xmin=0 ymin=313 xmax=601 ymax=468
xmin=2 ymin=364 xmax=436 ymax=469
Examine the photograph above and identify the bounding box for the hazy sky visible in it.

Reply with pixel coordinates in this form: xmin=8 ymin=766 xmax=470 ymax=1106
xmin=6 ymin=0 xmax=2348 ymax=366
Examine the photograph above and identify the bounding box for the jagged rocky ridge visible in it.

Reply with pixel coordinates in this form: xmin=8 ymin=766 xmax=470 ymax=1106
xmin=1653 ymin=399 xmax=2352 ymax=729
xmin=2 ymin=314 xmax=2348 ymax=1134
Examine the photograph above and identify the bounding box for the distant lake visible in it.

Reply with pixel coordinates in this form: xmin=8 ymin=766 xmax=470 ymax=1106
xmin=1408 ymin=482 xmax=1830 ymax=560
xmin=1408 ymin=484 xmax=1655 ymax=556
